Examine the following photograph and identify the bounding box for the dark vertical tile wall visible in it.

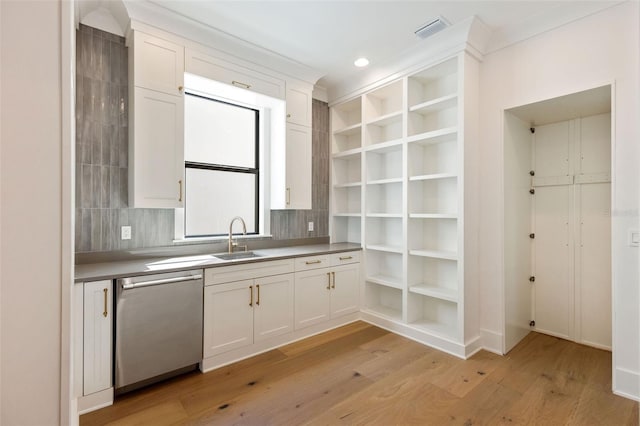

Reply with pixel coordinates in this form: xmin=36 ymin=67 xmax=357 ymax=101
xmin=75 ymin=25 xmax=330 ymax=253
xmin=270 ymin=99 xmax=330 ymax=239
xmin=75 ymin=25 xmax=176 ymax=253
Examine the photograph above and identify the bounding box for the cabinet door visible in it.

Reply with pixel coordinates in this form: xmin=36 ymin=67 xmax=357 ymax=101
xmin=130 ymin=87 xmax=184 ymax=208
xmin=285 ymin=123 xmax=312 ymax=209
xmin=133 ymin=32 xmax=184 ymax=96
xmin=204 ymin=280 xmax=254 ymax=357
xmin=253 ymin=274 xmax=294 ymax=342
xmin=294 ymin=268 xmax=331 ymax=329
xmin=330 ymin=263 xmax=360 ymax=318
xmin=186 ymin=49 xmax=285 ymax=99
xmin=83 ymin=280 xmax=112 ymax=395
xmin=286 ymin=82 xmax=312 ymax=127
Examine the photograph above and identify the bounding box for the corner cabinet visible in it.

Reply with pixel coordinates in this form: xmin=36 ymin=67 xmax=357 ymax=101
xmin=127 ymin=30 xmax=185 ymax=208
xmin=329 ymin=52 xmax=480 ymax=358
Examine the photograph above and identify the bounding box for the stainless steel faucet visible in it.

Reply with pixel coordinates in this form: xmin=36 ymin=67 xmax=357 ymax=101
xmin=228 ymin=216 xmax=248 ymax=253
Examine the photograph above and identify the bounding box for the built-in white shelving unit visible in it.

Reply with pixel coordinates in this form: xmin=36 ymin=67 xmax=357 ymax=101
xmin=330 ymin=53 xmax=479 ymax=358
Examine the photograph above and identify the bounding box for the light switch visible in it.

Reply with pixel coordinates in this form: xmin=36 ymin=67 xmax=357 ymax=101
xmin=629 ymin=230 xmax=639 ymax=247
xmin=121 ymin=226 xmax=132 ymax=240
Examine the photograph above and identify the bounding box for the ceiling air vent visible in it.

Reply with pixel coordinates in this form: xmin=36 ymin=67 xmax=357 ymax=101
xmin=414 ymin=16 xmax=450 ymax=39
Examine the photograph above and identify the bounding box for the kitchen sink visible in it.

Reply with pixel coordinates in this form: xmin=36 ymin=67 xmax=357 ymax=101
xmin=214 ymin=251 xmax=263 ymax=261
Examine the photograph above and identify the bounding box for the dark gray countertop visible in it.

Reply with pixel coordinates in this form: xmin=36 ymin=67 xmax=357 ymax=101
xmin=75 ymin=243 xmax=361 ymax=282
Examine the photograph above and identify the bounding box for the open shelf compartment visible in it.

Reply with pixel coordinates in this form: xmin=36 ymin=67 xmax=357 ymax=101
xmin=332 ymin=216 xmax=361 ymax=244
xmin=366 ymin=216 xmax=403 ymax=250
xmin=366 ymin=144 xmax=403 ymax=182
xmin=408 ymin=128 xmax=458 ymax=178
xmin=364 ymin=282 xmax=403 ymax=321
xmin=407 ymin=57 xmax=458 ymax=109
xmin=408 ymin=217 xmax=458 ymax=255
xmin=407 ymin=293 xmax=459 ymax=339
xmin=364 ymin=79 xmax=403 ymax=123
xmin=333 ymin=185 xmax=361 ymax=215
xmin=408 ymin=178 xmax=458 ymax=216
xmin=408 ymin=255 xmax=458 ymax=303
xmin=366 ymin=181 xmax=402 ymax=216
xmin=365 ymin=250 xmax=403 ymax=289
xmin=332 ymin=152 xmax=361 ymax=186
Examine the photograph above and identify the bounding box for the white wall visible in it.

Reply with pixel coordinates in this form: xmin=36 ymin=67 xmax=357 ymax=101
xmin=1 ymin=1 xmax=64 ymax=423
xmin=479 ymin=1 xmax=639 ymax=399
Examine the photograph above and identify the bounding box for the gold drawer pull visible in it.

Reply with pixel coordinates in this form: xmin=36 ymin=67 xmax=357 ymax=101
xmin=256 ymin=284 xmax=260 ymax=306
xmin=178 ymin=180 xmax=183 ymax=202
xmin=331 ymin=272 xmax=336 ymax=289
xmin=249 ymin=285 xmax=253 ymax=307
xmin=339 ymin=256 xmax=353 ymax=261
xmin=305 ymin=260 xmax=321 ymax=265
xmin=232 ymin=80 xmax=251 ymax=89
xmin=326 ymin=272 xmax=331 ymax=290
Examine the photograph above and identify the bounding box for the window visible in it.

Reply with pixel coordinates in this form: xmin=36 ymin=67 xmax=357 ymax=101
xmin=183 ymin=93 xmax=259 ymax=237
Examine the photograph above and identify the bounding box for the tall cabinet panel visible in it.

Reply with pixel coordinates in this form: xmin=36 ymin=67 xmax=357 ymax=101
xmin=329 ymin=53 xmax=480 ymax=357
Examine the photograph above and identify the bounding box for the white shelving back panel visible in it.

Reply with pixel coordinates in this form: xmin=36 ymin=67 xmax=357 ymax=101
xmin=408 ymin=178 xmax=458 ymax=215
xmin=333 ymin=127 xmax=362 ymax=153
xmin=408 ymin=255 xmax=458 ymax=294
xmin=333 ymin=186 xmax=361 ymax=214
xmin=407 ymin=57 xmax=458 ymax=108
xmin=365 ymin=282 xmax=403 ymax=320
xmin=408 ymin=218 xmax=458 ymax=253
xmin=365 ymin=119 xmax=403 ymax=146
xmin=407 ymin=293 xmax=458 ymax=337
xmin=333 ymin=216 xmax=361 ymax=244
xmin=366 ymin=182 xmax=402 ymax=215
xmin=408 ymin=106 xmax=457 ymax=137
xmin=365 ymin=217 xmax=403 ymax=249
xmin=332 ymin=97 xmax=361 ymax=131
xmin=366 ymin=146 xmax=403 ymax=182
xmin=333 ymin=154 xmax=361 ymax=186
xmin=365 ymin=250 xmax=403 ymax=286
xmin=364 ymin=80 xmax=403 ymax=122
xmin=408 ymin=135 xmax=457 ymax=177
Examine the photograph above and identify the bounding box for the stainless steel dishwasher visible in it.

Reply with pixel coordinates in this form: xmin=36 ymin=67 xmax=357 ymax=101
xmin=115 ymin=269 xmax=203 ymax=394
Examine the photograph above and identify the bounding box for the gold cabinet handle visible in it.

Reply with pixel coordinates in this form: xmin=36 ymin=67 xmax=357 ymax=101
xmin=232 ymin=80 xmax=251 ymax=89
xmin=339 ymin=256 xmax=353 ymax=261
xmin=103 ymin=288 xmax=108 ymax=318
xmin=305 ymin=260 xmax=321 ymax=265
xmin=249 ymin=285 xmax=253 ymax=307
xmin=326 ymin=272 xmax=331 ymax=290
xmin=178 ymin=85 xmax=184 ymax=93
xmin=178 ymin=180 xmax=183 ymax=202
xmin=286 ymin=187 xmax=291 ymax=205
xmin=331 ymin=272 xmax=336 ymax=289
xmin=256 ymin=284 xmax=260 ymax=306
xmin=287 ymin=113 xmax=291 ymax=118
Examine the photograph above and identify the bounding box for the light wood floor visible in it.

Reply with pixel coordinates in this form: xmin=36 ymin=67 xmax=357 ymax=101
xmin=81 ymin=321 xmax=638 ymax=425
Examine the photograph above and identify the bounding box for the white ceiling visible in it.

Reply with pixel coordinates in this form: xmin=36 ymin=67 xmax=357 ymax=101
xmin=146 ymin=1 xmax=621 ymax=89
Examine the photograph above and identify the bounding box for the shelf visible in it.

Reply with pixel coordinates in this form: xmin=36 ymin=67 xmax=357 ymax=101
xmin=409 ymin=173 xmax=457 ymax=181
xmin=363 ymin=306 xmax=403 ymax=322
xmin=366 ymin=213 xmax=403 ymax=218
xmin=366 ymin=178 xmax=403 ymax=185
xmin=333 ymin=122 xmax=361 ymax=137
xmin=365 ymin=138 xmax=404 ymax=153
xmin=367 ymin=244 xmax=403 ymax=254
xmin=407 ymin=290 xmax=458 ymax=339
xmin=409 ymin=285 xmax=458 ymax=303
xmin=366 ymin=110 xmax=403 ymax=127
xmin=332 ymin=215 xmax=361 ymax=244
xmin=333 ymin=213 xmax=361 ymax=217
xmin=332 ymin=148 xmax=362 ymax=159
xmin=333 ymin=182 xmax=362 ymax=188
xmin=366 ymin=274 xmax=404 ymax=289
xmin=409 ymin=249 xmax=458 ymax=260
xmin=409 ymin=213 xmax=457 ymax=219
xmin=407 ymin=127 xmax=458 ymax=145
xmin=365 ymin=281 xmax=403 ymax=322
xmin=409 ymin=93 xmax=457 ymax=115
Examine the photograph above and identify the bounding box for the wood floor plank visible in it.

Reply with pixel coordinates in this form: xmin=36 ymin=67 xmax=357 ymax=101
xmin=80 ymin=323 xmax=638 ymax=426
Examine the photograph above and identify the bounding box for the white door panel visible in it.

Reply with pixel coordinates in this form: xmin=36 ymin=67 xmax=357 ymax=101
xmin=534 ymin=121 xmax=570 ymax=178
xmin=534 ymin=185 xmax=572 ymax=339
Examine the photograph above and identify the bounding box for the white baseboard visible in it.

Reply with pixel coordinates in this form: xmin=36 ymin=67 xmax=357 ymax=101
xmin=78 ymin=388 xmax=113 ymax=415
xmin=614 ymin=367 xmax=640 ymax=401
xmin=480 ymin=328 xmax=503 ymax=355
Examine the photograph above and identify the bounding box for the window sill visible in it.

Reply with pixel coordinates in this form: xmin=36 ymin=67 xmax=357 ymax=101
xmin=173 ymin=234 xmax=273 ymax=244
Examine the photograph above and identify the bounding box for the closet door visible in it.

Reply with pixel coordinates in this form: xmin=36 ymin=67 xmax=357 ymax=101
xmin=533 ymin=185 xmax=573 ymax=340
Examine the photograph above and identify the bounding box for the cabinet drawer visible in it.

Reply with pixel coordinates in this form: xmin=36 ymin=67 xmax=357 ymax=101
xmin=205 ymin=259 xmax=294 ymax=286
xmin=330 ymin=251 xmax=360 ymax=266
xmin=186 ymin=49 xmax=285 ymax=99
xmin=294 ymin=255 xmax=331 ymax=271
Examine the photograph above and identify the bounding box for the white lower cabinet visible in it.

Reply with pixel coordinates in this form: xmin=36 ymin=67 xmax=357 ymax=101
xmin=204 ymin=273 xmax=294 ymax=357
xmin=294 ymin=253 xmax=360 ymax=330
xmin=83 ymin=280 xmax=113 ymax=396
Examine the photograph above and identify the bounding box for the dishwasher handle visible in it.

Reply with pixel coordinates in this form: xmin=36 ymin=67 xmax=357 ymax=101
xmin=120 ymin=274 xmax=203 ymax=290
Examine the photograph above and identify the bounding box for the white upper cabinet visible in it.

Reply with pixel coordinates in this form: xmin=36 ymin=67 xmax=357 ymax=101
xmin=131 ymin=31 xmax=184 ymax=96
xmin=128 ymin=30 xmax=185 ymax=208
xmin=283 ymin=123 xmax=312 ymax=209
xmin=286 ymin=80 xmax=312 ymax=127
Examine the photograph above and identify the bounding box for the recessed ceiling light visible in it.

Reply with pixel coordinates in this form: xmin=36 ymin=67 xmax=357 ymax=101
xmin=354 ymin=57 xmax=369 ymax=68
